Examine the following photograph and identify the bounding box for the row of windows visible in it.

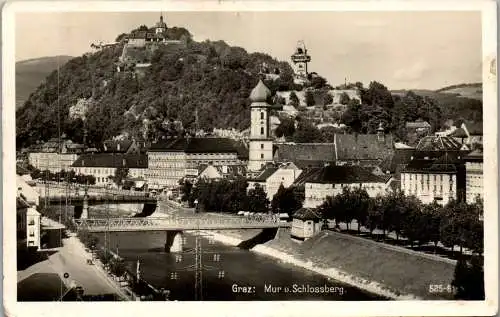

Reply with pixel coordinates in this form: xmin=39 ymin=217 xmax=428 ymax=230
xmin=403 ymin=174 xmax=453 ymax=182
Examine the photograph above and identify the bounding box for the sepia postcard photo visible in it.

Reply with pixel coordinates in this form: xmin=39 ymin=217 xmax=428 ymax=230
xmin=2 ymin=1 xmax=498 ymax=316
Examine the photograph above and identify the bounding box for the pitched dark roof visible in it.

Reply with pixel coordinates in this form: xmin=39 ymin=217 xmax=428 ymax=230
xmin=103 ymin=140 xmax=133 ymax=153
xmin=449 ymin=128 xmax=468 ymax=139
xmin=293 ymin=207 xmax=322 ymax=221
xmin=149 ymin=137 xmax=243 ymax=155
xmin=335 ymin=134 xmax=394 ymax=161
xmin=273 ymin=143 xmax=336 ymax=164
xmin=382 ymin=148 xmax=416 ymax=174
xmin=402 ymin=156 xmax=457 ymax=174
xmin=293 ymin=165 xmax=389 ymax=185
xmin=416 ymin=136 xmax=463 ymax=151
xmin=249 ymin=167 xmax=279 ymax=182
xmin=71 ymin=153 xmax=148 ymax=169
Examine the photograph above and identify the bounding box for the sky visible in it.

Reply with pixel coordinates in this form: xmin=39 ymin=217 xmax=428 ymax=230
xmin=15 ymin=11 xmax=482 ymax=90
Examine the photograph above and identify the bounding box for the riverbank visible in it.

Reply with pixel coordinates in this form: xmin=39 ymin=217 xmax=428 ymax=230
xmin=206 ymin=228 xmax=455 ymax=300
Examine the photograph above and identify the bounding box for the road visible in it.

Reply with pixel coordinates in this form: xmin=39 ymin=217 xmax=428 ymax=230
xmin=18 ymin=233 xmax=131 ymax=300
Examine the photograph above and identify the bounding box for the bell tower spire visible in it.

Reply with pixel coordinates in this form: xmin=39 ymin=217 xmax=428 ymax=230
xmin=248 ymin=79 xmax=273 ymax=172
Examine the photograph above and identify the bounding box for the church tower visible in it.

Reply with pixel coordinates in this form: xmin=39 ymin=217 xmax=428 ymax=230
xmin=155 ymin=14 xmax=168 ymax=34
xmin=248 ymin=79 xmax=274 ymax=172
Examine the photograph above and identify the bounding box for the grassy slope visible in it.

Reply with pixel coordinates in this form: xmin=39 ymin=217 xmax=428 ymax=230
xmin=15 ymin=56 xmax=73 ymax=109
xmin=264 ymin=229 xmax=456 ymax=299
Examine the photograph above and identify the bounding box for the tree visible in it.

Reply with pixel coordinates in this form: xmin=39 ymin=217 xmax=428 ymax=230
xmin=452 ymin=256 xmax=484 ymax=300
xmin=305 ymin=90 xmax=315 ymax=107
xmin=350 ymin=187 xmax=371 ymax=234
xmin=179 ymin=179 xmax=194 ymax=206
xmin=289 ymin=91 xmax=299 ymax=107
xmin=310 ymin=76 xmax=327 ymax=89
xmin=111 ymin=167 xmax=129 ymax=187
xmin=339 ymin=92 xmax=350 ymax=105
xmin=115 ymin=33 xmax=128 ymax=42
xmin=323 ymin=93 xmax=333 ymax=106
xmin=247 ymin=184 xmax=269 ymax=213
xmin=271 ymin=185 xmax=303 ymax=217
xmin=293 ymin=120 xmax=323 ymax=143
xmin=275 ymin=117 xmax=295 ymax=139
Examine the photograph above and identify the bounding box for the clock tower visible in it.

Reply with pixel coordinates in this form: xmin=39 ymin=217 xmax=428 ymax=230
xmin=248 ymin=79 xmax=274 ymax=172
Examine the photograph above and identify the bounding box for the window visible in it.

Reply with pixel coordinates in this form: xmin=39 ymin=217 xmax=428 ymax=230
xmin=28 ymin=218 xmax=35 ymax=225
xmin=261 ymin=112 xmax=264 ymax=120
xmin=260 ymin=154 xmax=264 ymax=159
xmin=261 ymin=144 xmax=264 ymax=149
xmin=261 ymin=127 xmax=264 ymax=135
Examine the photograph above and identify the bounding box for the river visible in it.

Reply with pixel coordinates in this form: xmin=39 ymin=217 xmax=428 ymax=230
xmin=92 ymin=230 xmax=383 ymax=301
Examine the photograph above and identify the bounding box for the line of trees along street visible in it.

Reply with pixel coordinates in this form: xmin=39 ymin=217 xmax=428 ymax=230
xmin=30 ymin=168 xmax=96 ymax=185
xmin=318 ymin=187 xmax=484 ymax=256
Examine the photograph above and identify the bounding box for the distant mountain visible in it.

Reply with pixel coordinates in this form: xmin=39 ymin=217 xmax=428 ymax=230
xmin=392 ymin=82 xmax=482 ymax=101
xmin=16 ymin=56 xmax=74 ymax=109
xmin=436 ymin=83 xmax=482 ymax=101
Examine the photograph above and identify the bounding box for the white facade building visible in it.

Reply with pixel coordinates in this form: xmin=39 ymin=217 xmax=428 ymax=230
xmin=293 ymin=165 xmax=392 ymax=208
xmin=400 ymin=157 xmax=459 ymax=206
xmin=248 ymin=162 xmax=303 ymax=200
xmin=464 ymin=149 xmax=483 ymax=204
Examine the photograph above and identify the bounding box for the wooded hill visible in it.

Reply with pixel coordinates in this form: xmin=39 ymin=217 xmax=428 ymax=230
xmin=15 ymin=24 xmax=483 ymax=149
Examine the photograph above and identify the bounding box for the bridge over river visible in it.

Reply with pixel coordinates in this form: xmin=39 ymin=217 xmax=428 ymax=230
xmin=74 ymin=216 xmax=290 ymax=252
xmin=40 ymin=192 xmax=158 ymax=219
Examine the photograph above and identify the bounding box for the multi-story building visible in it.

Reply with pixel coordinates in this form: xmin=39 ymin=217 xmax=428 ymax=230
xmin=28 ymin=138 xmax=84 ymax=173
xmin=247 ymin=162 xmax=303 ymax=200
xmin=400 ymin=154 xmax=464 ymax=206
xmin=293 ymin=165 xmax=393 ymax=208
xmin=464 ymin=149 xmax=483 ymax=204
xmin=147 ymin=137 xmax=248 ymax=189
xmin=17 ymin=194 xmax=41 ymax=250
xmin=71 ymin=153 xmax=148 ymax=186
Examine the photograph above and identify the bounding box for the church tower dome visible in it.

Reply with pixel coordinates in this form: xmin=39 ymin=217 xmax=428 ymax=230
xmin=248 ymin=79 xmax=273 ymax=172
xmin=250 ymin=79 xmax=271 ymax=103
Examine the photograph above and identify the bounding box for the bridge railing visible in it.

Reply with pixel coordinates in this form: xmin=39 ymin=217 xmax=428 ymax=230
xmin=74 ymin=216 xmax=282 ymax=230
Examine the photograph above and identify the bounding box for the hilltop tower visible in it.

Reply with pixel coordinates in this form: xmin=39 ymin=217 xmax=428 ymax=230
xmin=291 ymin=41 xmax=311 ymax=81
xmin=155 ymin=14 xmax=168 ymax=34
xmin=248 ymin=79 xmax=273 ymax=172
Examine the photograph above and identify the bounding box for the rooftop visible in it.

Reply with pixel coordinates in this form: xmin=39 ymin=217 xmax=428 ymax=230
xmin=406 ymin=121 xmax=431 ymax=129
xmin=335 ymin=133 xmax=394 ymax=161
xmin=249 ymin=167 xmax=279 ymax=182
xmin=293 ymin=207 xmax=322 ymax=221
xmin=402 ymin=155 xmax=458 ymax=174
xmin=273 ymin=143 xmax=336 ymax=164
xmin=71 ymin=153 xmax=148 ymax=169
xmin=149 ymin=137 xmax=248 ymax=159
xmin=293 ymin=165 xmax=389 ymax=185
xmin=250 ymin=79 xmax=271 ymax=103
xmin=415 ymin=135 xmax=463 ymax=152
